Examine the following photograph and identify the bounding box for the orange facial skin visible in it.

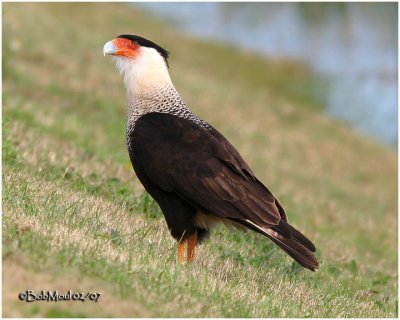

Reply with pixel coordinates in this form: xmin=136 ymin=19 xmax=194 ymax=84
xmin=112 ymin=38 xmax=139 ymax=57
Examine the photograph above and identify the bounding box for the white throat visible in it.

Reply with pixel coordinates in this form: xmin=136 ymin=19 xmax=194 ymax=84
xmin=113 ymin=46 xmax=173 ymax=99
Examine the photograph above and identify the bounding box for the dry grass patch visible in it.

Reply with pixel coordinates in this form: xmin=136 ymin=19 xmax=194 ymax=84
xmin=4 ymin=169 xmax=152 ymax=249
xmin=7 ymin=120 xmax=142 ymax=191
xmin=3 ymin=254 xmax=152 ymax=317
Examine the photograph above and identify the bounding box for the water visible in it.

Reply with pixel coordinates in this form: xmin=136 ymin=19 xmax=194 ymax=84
xmin=134 ymin=3 xmax=398 ymax=147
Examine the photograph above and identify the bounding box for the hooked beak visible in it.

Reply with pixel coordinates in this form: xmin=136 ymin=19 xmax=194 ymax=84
xmin=103 ymin=40 xmax=117 ymax=56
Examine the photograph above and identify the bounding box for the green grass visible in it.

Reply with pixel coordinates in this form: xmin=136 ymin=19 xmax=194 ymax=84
xmin=3 ymin=3 xmax=398 ymax=318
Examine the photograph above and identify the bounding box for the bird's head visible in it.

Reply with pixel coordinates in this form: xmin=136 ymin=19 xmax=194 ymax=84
xmin=104 ymin=35 xmax=171 ymax=97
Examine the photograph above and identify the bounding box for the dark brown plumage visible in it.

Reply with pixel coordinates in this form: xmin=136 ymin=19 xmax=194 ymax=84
xmin=129 ymin=112 xmax=318 ymax=271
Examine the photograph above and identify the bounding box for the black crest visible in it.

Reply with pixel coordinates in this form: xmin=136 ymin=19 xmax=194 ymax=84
xmin=117 ymin=34 xmax=170 ymax=67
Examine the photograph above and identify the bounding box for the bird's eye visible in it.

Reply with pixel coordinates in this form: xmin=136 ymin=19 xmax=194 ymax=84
xmin=132 ymin=41 xmax=139 ymax=46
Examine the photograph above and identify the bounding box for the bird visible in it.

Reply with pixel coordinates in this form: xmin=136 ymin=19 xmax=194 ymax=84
xmin=103 ymin=34 xmax=319 ymax=271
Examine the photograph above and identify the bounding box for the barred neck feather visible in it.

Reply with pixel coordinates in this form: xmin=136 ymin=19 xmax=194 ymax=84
xmin=127 ymin=84 xmax=194 ymax=125
xmin=125 ymin=84 xmax=210 ymax=145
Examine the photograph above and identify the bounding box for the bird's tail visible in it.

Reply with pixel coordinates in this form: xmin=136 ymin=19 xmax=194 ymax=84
xmin=244 ymin=219 xmax=319 ymax=271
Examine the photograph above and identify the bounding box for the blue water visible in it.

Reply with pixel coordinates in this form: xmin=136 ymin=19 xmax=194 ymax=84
xmin=133 ymin=3 xmax=398 ymax=147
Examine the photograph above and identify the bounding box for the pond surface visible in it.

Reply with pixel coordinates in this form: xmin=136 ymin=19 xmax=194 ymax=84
xmin=134 ymin=3 xmax=397 ymax=147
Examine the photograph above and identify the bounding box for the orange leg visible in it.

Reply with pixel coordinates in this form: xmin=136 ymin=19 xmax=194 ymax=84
xmin=178 ymin=240 xmax=185 ymax=264
xmin=187 ymin=230 xmax=197 ymax=263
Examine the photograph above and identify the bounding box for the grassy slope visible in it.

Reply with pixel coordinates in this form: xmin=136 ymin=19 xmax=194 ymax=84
xmin=2 ymin=3 xmax=397 ymax=317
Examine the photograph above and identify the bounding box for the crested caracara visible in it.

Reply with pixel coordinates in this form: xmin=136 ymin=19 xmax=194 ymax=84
xmin=103 ymin=35 xmax=318 ymax=271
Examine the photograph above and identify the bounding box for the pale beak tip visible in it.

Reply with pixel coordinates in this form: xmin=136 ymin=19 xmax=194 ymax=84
xmin=103 ymin=40 xmax=116 ymax=56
